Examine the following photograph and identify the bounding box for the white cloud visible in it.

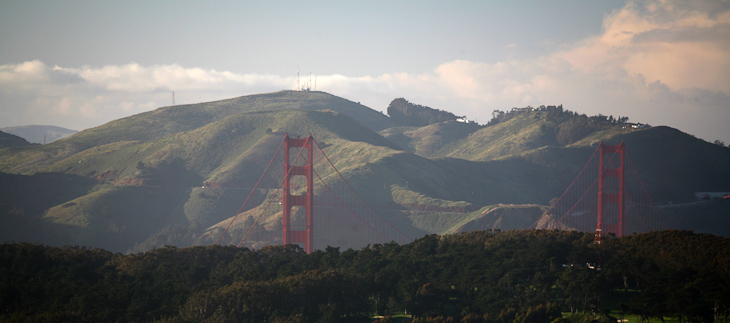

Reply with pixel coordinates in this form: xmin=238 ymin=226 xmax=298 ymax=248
xmin=0 ymin=61 xmax=297 ymax=130
xmin=560 ymin=0 xmax=730 ymax=93
xmin=0 ymin=60 xmax=48 ymax=82
xmin=52 ymin=63 xmax=292 ymax=93
xmin=52 ymin=97 xmax=72 ymax=115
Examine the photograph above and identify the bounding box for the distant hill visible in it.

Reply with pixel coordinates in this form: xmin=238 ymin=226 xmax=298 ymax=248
xmin=1 ymin=91 xmax=728 ymax=252
xmin=1 ymin=125 xmax=77 ymax=144
xmin=0 ymin=130 xmax=32 ymax=148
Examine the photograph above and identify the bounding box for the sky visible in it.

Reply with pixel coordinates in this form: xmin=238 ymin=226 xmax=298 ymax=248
xmin=1 ymin=0 xmax=729 ymax=144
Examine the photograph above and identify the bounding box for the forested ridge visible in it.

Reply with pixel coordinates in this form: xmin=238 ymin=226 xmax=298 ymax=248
xmin=2 ymin=230 xmax=728 ymax=322
xmin=387 ymin=98 xmax=460 ymax=127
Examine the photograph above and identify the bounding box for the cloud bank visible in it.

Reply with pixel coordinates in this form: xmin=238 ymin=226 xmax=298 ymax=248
xmin=1 ymin=0 xmax=728 ymax=143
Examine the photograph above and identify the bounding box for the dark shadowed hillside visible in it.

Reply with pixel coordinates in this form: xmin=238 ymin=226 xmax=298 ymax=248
xmin=0 ymin=130 xmax=32 ymax=148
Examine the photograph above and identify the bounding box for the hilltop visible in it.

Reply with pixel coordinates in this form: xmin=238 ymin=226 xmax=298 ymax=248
xmin=1 ymin=91 xmax=729 ymax=252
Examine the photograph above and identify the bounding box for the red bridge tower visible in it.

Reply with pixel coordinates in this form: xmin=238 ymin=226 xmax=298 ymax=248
xmin=282 ymin=134 xmax=314 ymax=253
xmin=596 ymin=142 xmax=625 ymax=243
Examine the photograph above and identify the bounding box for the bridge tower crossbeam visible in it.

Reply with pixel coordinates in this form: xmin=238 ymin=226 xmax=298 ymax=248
xmin=282 ymin=134 xmax=314 ymax=253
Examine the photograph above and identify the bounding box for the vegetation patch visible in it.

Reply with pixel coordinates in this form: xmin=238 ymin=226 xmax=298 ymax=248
xmin=2 ymin=230 xmax=728 ymax=322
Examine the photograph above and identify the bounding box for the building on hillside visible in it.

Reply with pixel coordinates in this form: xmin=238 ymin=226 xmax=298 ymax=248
xmin=510 ymin=106 xmax=534 ymax=113
xmin=622 ymin=123 xmax=651 ymax=129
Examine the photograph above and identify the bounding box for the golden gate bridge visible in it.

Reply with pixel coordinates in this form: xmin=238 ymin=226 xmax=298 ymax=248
xmin=211 ymin=135 xmax=667 ymax=253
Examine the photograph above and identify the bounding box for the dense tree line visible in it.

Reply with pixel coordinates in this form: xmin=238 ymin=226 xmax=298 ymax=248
xmin=387 ymin=98 xmax=461 ymax=127
xmin=1 ymin=230 xmax=728 ymax=322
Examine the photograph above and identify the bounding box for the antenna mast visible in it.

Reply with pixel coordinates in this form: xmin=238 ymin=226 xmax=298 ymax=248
xmin=172 ymin=91 xmax=175 ymax=106
xmin=297 ymin=66 xmax=300 ymax=91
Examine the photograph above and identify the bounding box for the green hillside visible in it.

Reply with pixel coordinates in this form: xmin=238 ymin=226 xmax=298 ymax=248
xmin=380 ymin=120 xmax=481 ymax=157
xmin=1 ymin=92 xmax=729 ymax=252
xmin=437 ymin=110 xmax=561 ymax=161
xmin=381 ymin=107 xmax=638 ymax=162
xmin=432 ymin=108 xmax=632 ymax=161
xmin=69 ymin=90 xmax=394 ymax=146
xmin=0 ymin=91 xmax=394 ymax=174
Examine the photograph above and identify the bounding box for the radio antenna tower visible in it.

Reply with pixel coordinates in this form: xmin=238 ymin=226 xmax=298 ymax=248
xmin=172 ymin=91 xmax=175 ymax=106
xmin=297 ymin=66 xmax=300 ymax=91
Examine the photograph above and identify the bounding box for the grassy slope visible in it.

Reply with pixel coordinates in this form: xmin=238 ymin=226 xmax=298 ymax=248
xmin=435 ymin=111 xmax=561 ymax=161
xmin=43 ymin=184 xmax=191 ymax=251
xmin=0 ymin=91 xmax=395 ymax=175
xmin=406 ymin=204 xmax=549 ymax=235
xmin=379 ymin=121 xmax=482 ymax=157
